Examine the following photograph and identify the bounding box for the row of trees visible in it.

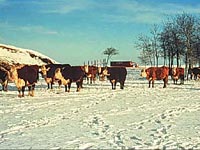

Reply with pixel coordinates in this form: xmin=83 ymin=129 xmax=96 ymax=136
xmin=137 ymin=13 xmax=200 ymax=76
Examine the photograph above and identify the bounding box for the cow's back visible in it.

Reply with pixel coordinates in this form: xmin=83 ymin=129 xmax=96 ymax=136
xmin=108 ymin=67 xmax=127 ymax=81
xmin=62 ymin=66 xmax=85 ymax=82
xmin=17 ymin=65 xmax=39 ymax=84
xmin=46 ymin=64 xmax=70 ymax=77
xmin=71 ymin=66 xmax=85 ymax=81
xmin=146 ymin=66 xmax=169 ymax=80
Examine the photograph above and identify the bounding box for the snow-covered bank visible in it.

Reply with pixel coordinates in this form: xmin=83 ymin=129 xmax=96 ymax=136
xmin=0 ymin=69 xmax=200 ymax=149
xmin=0 ymin=43 xmax=58 ymax=65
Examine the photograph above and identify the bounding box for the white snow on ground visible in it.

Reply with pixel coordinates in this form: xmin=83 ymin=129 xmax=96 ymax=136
xmin=0 ymin=68 xmax=200 ymax=149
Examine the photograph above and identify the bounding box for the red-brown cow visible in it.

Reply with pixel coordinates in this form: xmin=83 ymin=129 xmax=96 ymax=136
xmin=171 ymin=67 xmax=184 ymax=84
xmin=84 ymin=65 xmax=101 ymax=84
xmin=141 ymin=66 xmax=169 ymax=88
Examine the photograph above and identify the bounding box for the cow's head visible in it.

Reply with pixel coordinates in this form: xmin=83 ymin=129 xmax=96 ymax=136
xmin=101 ymin=68 xmax=110 ymax=76
xmin=98 ymin=66 xmax=102 ymax=74
xmin=172 ymin=67 xmax=177 ymax=76
xmin=84 ymin=65 xmax=89 ymax=74
xmin=9 ymin=65 xmax=25 ymax=88
xmin=39 ymin=65 xmax=50 ymax=78
xmin=9 ymin=65 xmax=18 ymax=82
xmin=97 ymin=67 xmax=109 ymax=81
xmin=140 ymin=69 xmax=147 ymax=77
xmin=54 ymin=68 xmax=70 ymax=85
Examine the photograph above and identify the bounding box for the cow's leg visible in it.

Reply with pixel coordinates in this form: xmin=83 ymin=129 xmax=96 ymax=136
xmin=152 ymin=80 xmax=154 ymax=88
xmin=64 ymin=85 xmax=68 ymax=92
xmin=4 ymin=83 xmax=8 ymax=91
xmin=120 ymin=81 xmax=124 ymax=89
xmin=80 ymin=79 xmax=83 ymax=88
xmin=148 ymin=80 xmax=151 ymax=88
xmin=114 ymin=81 xmax=117 ymax=90
xmin=28 ymin=86 xmax=31 ymax=96
xmin=111 ymin=82 xmax=114 ymax=89
xmin=86 ymin=77 xmax=89 ymax=84
xmin=181 ymin=76 xmax=184 ymax=84
xmin=31 ymin=84 xmax=35 ymax=96
xmin=76 ymin=82 xmax=81 ymax=92
xmin=2 ymin=84 xmax=6 ymax=91
xmin=163 ymin=78 xmax=168 ymax=88
xmin=47 ymin=83 xmax=49 ymax=89
xmin=110 ymin=79 xmax=115 ymax=90
xmin=58 ymin=80 xmax=62 ymax=89
xmin=190 ymin=73 xmax=193 ymax=80
xmin=22 ymin=86 xmax=25 ymax=97
xmin=2 ymin=80 xmax=8 ymax=91
xmin=18 ymin=88 xmax=22 ymax=97
xmin=93 ymin=77 xmax=96 ymax=84
xmin=50 ymin=82 xmax=53 ymax=89
xmin=68 ymin=83 xmax=71 ymax=92
xmin=194 ymin=74 xmax=197 ymax=80
xmin=80 ymin=80 xmax=83 ymax=88
xmin=180 ymin=79 xmax=183 ymax=84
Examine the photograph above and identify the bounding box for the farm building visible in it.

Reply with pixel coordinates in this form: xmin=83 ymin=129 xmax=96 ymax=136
xmin=110 ymin=61 xmax=138 ymax=67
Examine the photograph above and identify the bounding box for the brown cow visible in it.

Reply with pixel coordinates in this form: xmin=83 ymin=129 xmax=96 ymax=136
xmin=9 ymin=64 xmax=47 ymax=97
xmin=40 ymin=64 xmax=71 ymax=89
xmin=54 ymin=65 xmax=86 ymax=92
xmin=99 ymin=66 xmax=127 ymax=90
xmin=189 ymin=67 xmax=200 ymax=80
xmin=0 ymin=66 xmax=9 ymax=91
xmin=141 ymin=66 xmax=169 ymax=88
xmin=171 ymin=67 xmax=184 ymax=84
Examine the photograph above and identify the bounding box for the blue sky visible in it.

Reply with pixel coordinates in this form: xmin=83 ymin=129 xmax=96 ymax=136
xmin=0 ymin=0 xmax=200 ymax=65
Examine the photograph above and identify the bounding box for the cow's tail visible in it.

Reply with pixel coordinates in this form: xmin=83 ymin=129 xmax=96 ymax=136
xmin=37 ymin=70 xmax=40 ymax=81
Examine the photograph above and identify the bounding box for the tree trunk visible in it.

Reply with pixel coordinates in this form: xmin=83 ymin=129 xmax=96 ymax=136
xmin=176 ymin=52 xmax=179 ymax=67
xmin=185 ymin=53 xmax=188 ymax=80
xmin=156 ymin=56 xmax=159 ymax=67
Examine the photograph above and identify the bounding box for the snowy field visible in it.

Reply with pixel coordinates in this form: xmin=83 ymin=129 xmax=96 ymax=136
xmin=0 ymin=68 xmax=200 ymax=149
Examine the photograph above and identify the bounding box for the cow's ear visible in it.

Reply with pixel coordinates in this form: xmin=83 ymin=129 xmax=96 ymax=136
xmin=55 ymin=68 xmax=61 ymax=73
xmin=84 ymin=65 xmax=89 ymax=73
xmin=98 ymin=66 xmax=102 ymax=74
xmin=9 ymin=65 xmax=16 ymax=71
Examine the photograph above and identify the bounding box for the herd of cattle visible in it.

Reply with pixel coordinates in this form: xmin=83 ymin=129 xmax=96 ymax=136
xmin=0 ymin=63 xmax=200 ymax=97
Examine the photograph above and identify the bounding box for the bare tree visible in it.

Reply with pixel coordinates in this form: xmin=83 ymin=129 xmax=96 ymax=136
xmin=150 ymin=24 xmax=161 ymax=67
xmin=103 ymin=47 xmax=119 ymax=66
xmin=176 ymin=13 xmax=197 ymax=77
xmin=159 ymin=30 xmax=168 ymax=66
xmin=160 ymin=18 xmax=186 ymax=69
xmin=136 ymin=34 xmax=153 ymax=66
